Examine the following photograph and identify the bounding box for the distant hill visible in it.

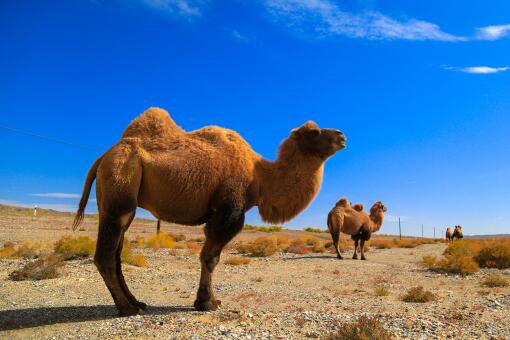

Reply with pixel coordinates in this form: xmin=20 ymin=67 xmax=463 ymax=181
xmin=464 ymin=234 xmax=510 ymax=239
xmin=0 ymin=204 xmax=154 ymax=223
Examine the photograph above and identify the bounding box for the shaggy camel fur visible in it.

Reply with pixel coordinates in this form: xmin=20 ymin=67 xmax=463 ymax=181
xmin=73 ymin=107 xmax=346 ymax=316
xmin=327 ymin=198 xmax=387 ymax=260
xmin=453 ymin=225 xmax=463 ymax=240
xmin=445 ymin=227 xmax=454 ymax=243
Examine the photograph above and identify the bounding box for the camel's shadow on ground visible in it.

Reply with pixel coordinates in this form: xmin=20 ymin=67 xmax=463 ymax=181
xmin=0 ymin=305 xmax=193 ymax=331
xmin=283 ymin=255 xmax=334 ymax=260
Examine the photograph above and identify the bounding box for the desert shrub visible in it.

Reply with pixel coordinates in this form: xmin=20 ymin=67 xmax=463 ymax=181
xmin=145 ymin=232 xmax=175 ymax=250
xmin=481 ymin=273 xmax=509 ymax=288
xmin=402 ymin=286 xmax=436 ymax=303
xmin=224 ymin=256 xmax=251 ymax=266
xmin=275 ymin=235 xmax=291 ymax=251
xmin=130 ymin=236 xmax=146 ymax=248
xmin=444 ymin=240 xmax=483 ymax=257
xmin=54 ymin=235 xmax=96 ymax=260
xmin=185 ymin=241 xmax=202 ymax=254
xmin=374 ymin=286 xmax=390 ymax=296
xmin=287 ymin=245 xmax=310 ymax=255
xmin=327 ymin=316 xmax=392 ymax=340
xmin=0 ymin=243 xmax=16 ymax=258
xmin=475 ymin=240 xmax=510 ymax=269
xmin=303 ymin=227 xmax=328 ymax=233
xmin=9 ymin=254 xmax=65 ymax=281
xmin=243 ymin=225 xmax=283 ymax=233
xmin=121 ymin=239 xmax=147 ymax=267
xmin=237 ymin=237 xmax=278 ymax=257
xmin=421 ymin=255 xmax=479 ymax=275
xmin=371 ymin=238 xmax=397 ymax=249
xmin=169 ymin=232 xmax=186 ymax=242
xmin=14 ymin=241 xmax=50 ymax=259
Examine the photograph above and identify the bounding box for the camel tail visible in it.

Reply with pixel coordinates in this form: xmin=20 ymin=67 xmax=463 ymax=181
xmin=72 ymin=156 xmax=102 ymax=230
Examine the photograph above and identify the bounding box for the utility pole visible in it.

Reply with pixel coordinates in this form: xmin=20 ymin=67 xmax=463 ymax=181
xmin=399 ymin=217 xmax=402 ymax=240
xmin=157 ymin=219 xmax=161 ymax=235
xmin=421 ymin=224 xmax=424 ymax=239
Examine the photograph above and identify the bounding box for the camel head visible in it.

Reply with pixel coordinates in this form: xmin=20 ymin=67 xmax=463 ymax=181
xmin=289 ymin=121 xmax=346 ymax=159
xmin=370 ymin=201 xmax=387 ymax=214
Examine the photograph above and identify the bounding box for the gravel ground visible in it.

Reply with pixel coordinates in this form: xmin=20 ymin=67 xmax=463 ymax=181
xmin=0 ymin=214 xmax=509 ymax=339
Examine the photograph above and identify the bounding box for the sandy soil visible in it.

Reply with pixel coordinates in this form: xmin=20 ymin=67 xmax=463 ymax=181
xmin=0 ymin=213 xmax=509 ymax=339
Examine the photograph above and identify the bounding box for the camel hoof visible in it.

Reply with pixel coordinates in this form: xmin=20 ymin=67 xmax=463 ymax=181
xmin=194 ymin=299 xmax=221 ymax=311
xmin=117 ymin=305 xmax=142 ymax=317
xmin=361 ymin=257 xmax=367 ymax=261
xmin=337 ymin=255 xmax=343 ymax=260
xmin=352 ymin=255 xmax=358 ymax=260
xmin=133 ymin=301 xmax=147 ymax=310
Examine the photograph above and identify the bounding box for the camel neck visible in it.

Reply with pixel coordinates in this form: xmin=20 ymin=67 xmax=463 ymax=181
xmin=255 ymin=150 xmax=324 ymax=224
xmin=369 ymin=212 xmax=384 ymax=231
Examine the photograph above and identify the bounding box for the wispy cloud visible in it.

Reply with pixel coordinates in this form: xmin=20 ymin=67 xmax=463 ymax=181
xmin=264 ymin=0 xmax=465 ymax=41
xmin=231 ymin=30 xmax=249 ymax=42
xmin=385 ymin=214 xmax=408 ymax=223
xmin=476 ymin=24 xmax=510 ymax=41
xmin=0 ymin=199 xmax=78 ymax=212
xmin=138 ymin=0 xmax=205 ymax=18
xmin=30 ymin=193 xmax=81 ymax=199
xmin=444 ymin=65 xmax=510 ymax=74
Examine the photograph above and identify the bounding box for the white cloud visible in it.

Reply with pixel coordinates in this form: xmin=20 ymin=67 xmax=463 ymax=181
xmin=264 ymin=0 xmax=465 ymax=41
xmin=30 ymin=193 xmax=81 ymax=199
xmin=476 ymin=24 xmax=510 ymax=40
xmin=138 ymin=0 xmax=205 ymax=18
xmin=231 ymin=30 xmax=249 ymax=42
xmin=444 ymin=65 xmax=510 ymax=74
xmin=385 ymin=214 xmax=408 ymax=223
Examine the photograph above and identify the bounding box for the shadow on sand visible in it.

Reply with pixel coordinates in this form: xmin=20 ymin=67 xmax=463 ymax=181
xmin=283 ymin=255 xmax=334 ymax=260
xmin=0 ymin=304 xmax=193 ymax=331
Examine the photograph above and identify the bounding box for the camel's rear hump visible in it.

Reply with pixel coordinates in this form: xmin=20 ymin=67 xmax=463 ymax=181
xmin=121 ymin=107 xmax=185 ymax=139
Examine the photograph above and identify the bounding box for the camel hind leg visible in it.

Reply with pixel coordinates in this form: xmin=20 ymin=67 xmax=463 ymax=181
xmin=94 ymin=146 xmax=144 ymax=316
xmin=330 ymin=230 xmax=343 ymax=259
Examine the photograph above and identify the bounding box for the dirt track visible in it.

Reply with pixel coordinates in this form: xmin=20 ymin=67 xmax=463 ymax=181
xmin=0 ymin=213 xmax=509 ymax=339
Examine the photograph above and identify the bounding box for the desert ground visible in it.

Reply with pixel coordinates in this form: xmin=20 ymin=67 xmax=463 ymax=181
xmin=0 ymin=207 xmax=509 ymax=339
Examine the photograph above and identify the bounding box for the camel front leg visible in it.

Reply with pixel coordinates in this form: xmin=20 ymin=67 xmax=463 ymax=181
xmin=194 ymin=205 xmax=244 ymax=311
xmin=352 ymin=238 xmax=359 ymax=259
xmin=360 ymin=239 xmax=367 ymax=260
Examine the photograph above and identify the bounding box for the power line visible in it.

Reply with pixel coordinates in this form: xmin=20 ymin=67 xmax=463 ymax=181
xmin=0 ymin=124 xmax=101 ymax=151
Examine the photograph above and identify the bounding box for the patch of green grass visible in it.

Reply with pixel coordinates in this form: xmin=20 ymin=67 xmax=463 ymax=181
xmin=243 ymin=225 xmax=283 ymax=233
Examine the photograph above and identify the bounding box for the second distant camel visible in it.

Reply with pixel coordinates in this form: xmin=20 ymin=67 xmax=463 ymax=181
xmin=327 ymin=198 xmax=387 ymax=260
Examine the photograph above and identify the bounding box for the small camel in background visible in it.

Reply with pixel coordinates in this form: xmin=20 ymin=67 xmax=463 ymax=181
xmin=445 ymin=227 xmax=454 ymax=243
xmin=453 ymin=225 xmax=463 ymax=240
xmin=327 ymin=198 xmax=387 ymax=260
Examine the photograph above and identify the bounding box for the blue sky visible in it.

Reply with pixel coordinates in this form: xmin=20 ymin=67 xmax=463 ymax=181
xmin=1 ymin=0 xmax=509 ymax=236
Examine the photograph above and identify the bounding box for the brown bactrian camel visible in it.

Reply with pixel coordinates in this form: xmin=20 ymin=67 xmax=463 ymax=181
xmin=327 ymin=198 xmax=387 ymax=260
xmin=445 ymin=227 xmax=454 ymax=243
xmin=453 ymin=225 xmax=463 ymax=240
xmin=72 ymin=107 xmax=346 ymax=316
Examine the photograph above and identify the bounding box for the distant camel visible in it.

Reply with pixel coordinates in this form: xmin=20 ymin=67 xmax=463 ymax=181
xmin=327 ymin=198 xmax=387 ymax=260
xmin=445 ymin=227 xmax=454 ymax=243
xmin=73 ymin=107 xmax=346 ymax=316
xmin=453 ymin=225 xmax=463 ymax=240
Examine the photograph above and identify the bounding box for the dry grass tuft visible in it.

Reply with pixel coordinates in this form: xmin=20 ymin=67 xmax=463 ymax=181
xmin=145 ymin=232 xmax=176 ymax=250
xmin=9 ymin=254 xmax=65 ymax=281
xmin=224 ymin=256 xmax=251 ymax=266
xmin=0 ymin=243 xmax=16 ymax=258
xmin=402 ymin=286 xmax=436 ymax=303
xmin=373 ymin=286 xmax=390 ymax=297
xmin=243 ymin=225 xmax=283 ymax=232
xmin=121 ymin=239 xmax=147 ymax=267
xmin=327 ymin=316 xmax=392 ymax=340
xmin=54 ymin=235 xmax=96 ymax=260
xmin=475 ymin=240 xmax=510 ymax=269
xmin=421 ymin=254 xmax=479 ymax=275
xmin=303 ymin=227 xmax=328 ymax=233
xmin=481 ymin=273 xmax=509 ymax=288
xmin=237 ymin=236 xmax=278 ymax=257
